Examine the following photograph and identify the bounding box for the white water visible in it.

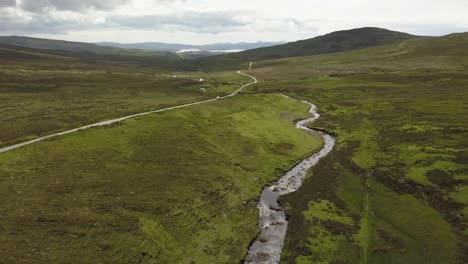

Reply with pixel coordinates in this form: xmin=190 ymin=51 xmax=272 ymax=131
xmin=244 ymin=96 xmax=336 ymax=264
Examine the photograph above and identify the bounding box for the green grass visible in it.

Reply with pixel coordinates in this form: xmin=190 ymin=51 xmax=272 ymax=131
xmin=0 ymin=36 xmax=176 ymax=57
xmin=2 ymin=30 xmax=468 ymax=263
xmin=0 ymin=47 xmax=246 ymax=147
xmin=248 ymin=32 xmax=468 ymax=263
xmin=369 ymin=180 xmax=457 ymax=264
xmin=0 ymin=94 xmax=322 ymax=263
xmin=195 ymin=27 xmax=419 ymax=70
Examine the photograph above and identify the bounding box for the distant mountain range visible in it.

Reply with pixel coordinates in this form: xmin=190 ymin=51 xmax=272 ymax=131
xmin=94 ymin=41 xmax=286 ymax=52
xmin=0 ymin=36 xmax=285 ymax=59
xmin=0 ymin=28 xmax=423 ymax=64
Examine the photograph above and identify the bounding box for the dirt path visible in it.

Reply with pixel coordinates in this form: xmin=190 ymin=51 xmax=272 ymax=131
xmin=0 ymin=72 xmax=257 ymax=154
xmin=244 ymin=95 xmax=336 ymax=264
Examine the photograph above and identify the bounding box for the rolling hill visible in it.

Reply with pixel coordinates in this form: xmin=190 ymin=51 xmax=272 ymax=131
xmin=0 ymin=36 xmax=173 ymax=57
xmin=0 ymin=37 xmax=190 ymax=70
xmin=0 ymin=27 xmax=421 ymax=66
xmin=195 ymin=27 xmax=424 ymax=69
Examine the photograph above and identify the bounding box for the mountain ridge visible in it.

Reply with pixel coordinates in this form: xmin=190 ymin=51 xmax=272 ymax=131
xmin=0 ymin=35 xmax=172 ymax=57
xmin=194 ymin=27 xmax=425 ymax=69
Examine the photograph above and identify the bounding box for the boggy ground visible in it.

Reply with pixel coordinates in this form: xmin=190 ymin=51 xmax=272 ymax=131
xmin=248 ymin=33 xmax=468 ymax=264
xmin=0 ymin=94 xmax=322 ymax=263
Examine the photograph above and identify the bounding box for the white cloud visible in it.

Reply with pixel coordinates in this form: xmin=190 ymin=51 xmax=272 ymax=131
xmin=1 ymin=0 xmax=467 ymax=44
xmin=0 ymin=0 xmax=15 ymax=7
xmin=107 ymin=11 xmax=248 ymax=34
xmin=18 ymin=0 xmax=130 ymax=13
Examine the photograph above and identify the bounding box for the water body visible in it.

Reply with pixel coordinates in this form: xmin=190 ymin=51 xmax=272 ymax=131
xmin=176 ymin=49 xmax=244 ymax=53
xmin=244 ymin=96 xmax=336 ymax=264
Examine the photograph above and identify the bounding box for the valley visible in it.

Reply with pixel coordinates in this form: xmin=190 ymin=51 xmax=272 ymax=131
xmin=0 ymin=26 xmax=467 ymax=264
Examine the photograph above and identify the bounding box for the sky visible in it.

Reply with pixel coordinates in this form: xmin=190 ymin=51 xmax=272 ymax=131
xmin=0 ymin=0 xmax=467 ymax=44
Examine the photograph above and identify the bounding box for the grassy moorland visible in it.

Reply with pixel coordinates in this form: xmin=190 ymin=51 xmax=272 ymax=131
xmin=1 ymin=29 xmax=467 ymax=264
xmin=246 ymin=33 xmax=468 ymax=263
xmin=0 ymin=44 xmax=245 ymax=147
xmin=0 ymin=93 xmax=322 ymax=263
xmin=0 ymin=36 xmax=176 ymax=57
xmin=195 ymin=27 xmax=420 ymax=70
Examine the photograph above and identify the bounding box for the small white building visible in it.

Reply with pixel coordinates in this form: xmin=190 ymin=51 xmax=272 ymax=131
xmin=199 ymin=78 xmax=204 ymax=82
xmin=200 ymin=87 xmax=207 ymax=92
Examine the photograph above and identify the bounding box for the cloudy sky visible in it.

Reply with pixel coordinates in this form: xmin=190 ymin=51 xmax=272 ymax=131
xmin=0 ymin=0 xmax=467 ymax=44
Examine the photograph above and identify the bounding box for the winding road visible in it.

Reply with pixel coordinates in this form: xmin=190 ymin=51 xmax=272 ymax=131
xmin=1 ymin=69 xmax=335 ymax=264
xmin=0 ymin=71 xmax=257 ymax=154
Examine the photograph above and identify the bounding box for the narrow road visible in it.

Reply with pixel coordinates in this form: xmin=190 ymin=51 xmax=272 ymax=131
xmin=0 ymin=72 xmax=257 ymax=154
xmin=1 ymin=68 xmax=333 ymax=264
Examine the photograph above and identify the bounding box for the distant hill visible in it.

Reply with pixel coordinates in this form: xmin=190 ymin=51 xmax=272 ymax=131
xmin=249 ymin=32 xmax=468 ymax=74
xmin=0 ymin=40 xmax=188 ymax=71
xmin=194 ymin=27 xmax=423 ymax=69
xmin=0 ymin=36 xmax=174 ymax=57
xmin=95 ymin=41 xmax=286 ymax=52
xmin=0 ymin=43 xmax=77 ymax=62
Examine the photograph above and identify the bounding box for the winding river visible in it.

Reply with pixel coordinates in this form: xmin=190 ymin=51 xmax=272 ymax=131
xmin=244 ymin=95 xmax=336 ymax=264
xmin=0 ymin=70 xmax=335 ymax=263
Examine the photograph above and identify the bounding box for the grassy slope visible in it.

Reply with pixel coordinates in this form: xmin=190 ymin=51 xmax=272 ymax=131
xmin=247 ymin=33 xmax=468 ymax=263
xmin=0 ymin=44 xmax=244 ymax=147
xmin=0 ymin=36 xmax=172 ymax=57
xmin=194 ymin=27 xmax=420 ymax=70
xmin=0 ymin=94 xmax=322 ymax=263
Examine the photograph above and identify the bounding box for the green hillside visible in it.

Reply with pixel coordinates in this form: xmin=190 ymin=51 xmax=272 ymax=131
xmin=0 ymin=36 xmax=175 ymax=57
xmin=195 ymin=27 xmax=422 ymax=69
xmin=0 ymin=94 xmax=323 ymax=263
xmin=246 ymin=32 xmax=468 ymax=264
xmin=0 ymin=43 xmax=245 ymax=147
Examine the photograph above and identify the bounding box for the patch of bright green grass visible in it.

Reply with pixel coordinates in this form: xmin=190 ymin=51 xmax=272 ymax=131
xmin=450 ymin=186 xmax=468 ymax=204
xmin=370 ymin=180 xmax=457 ymax=264
xmin=0 ymin=94 xmax=322 ymax=263
xmin=303 ymin=200 xmax=355 ymax=225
